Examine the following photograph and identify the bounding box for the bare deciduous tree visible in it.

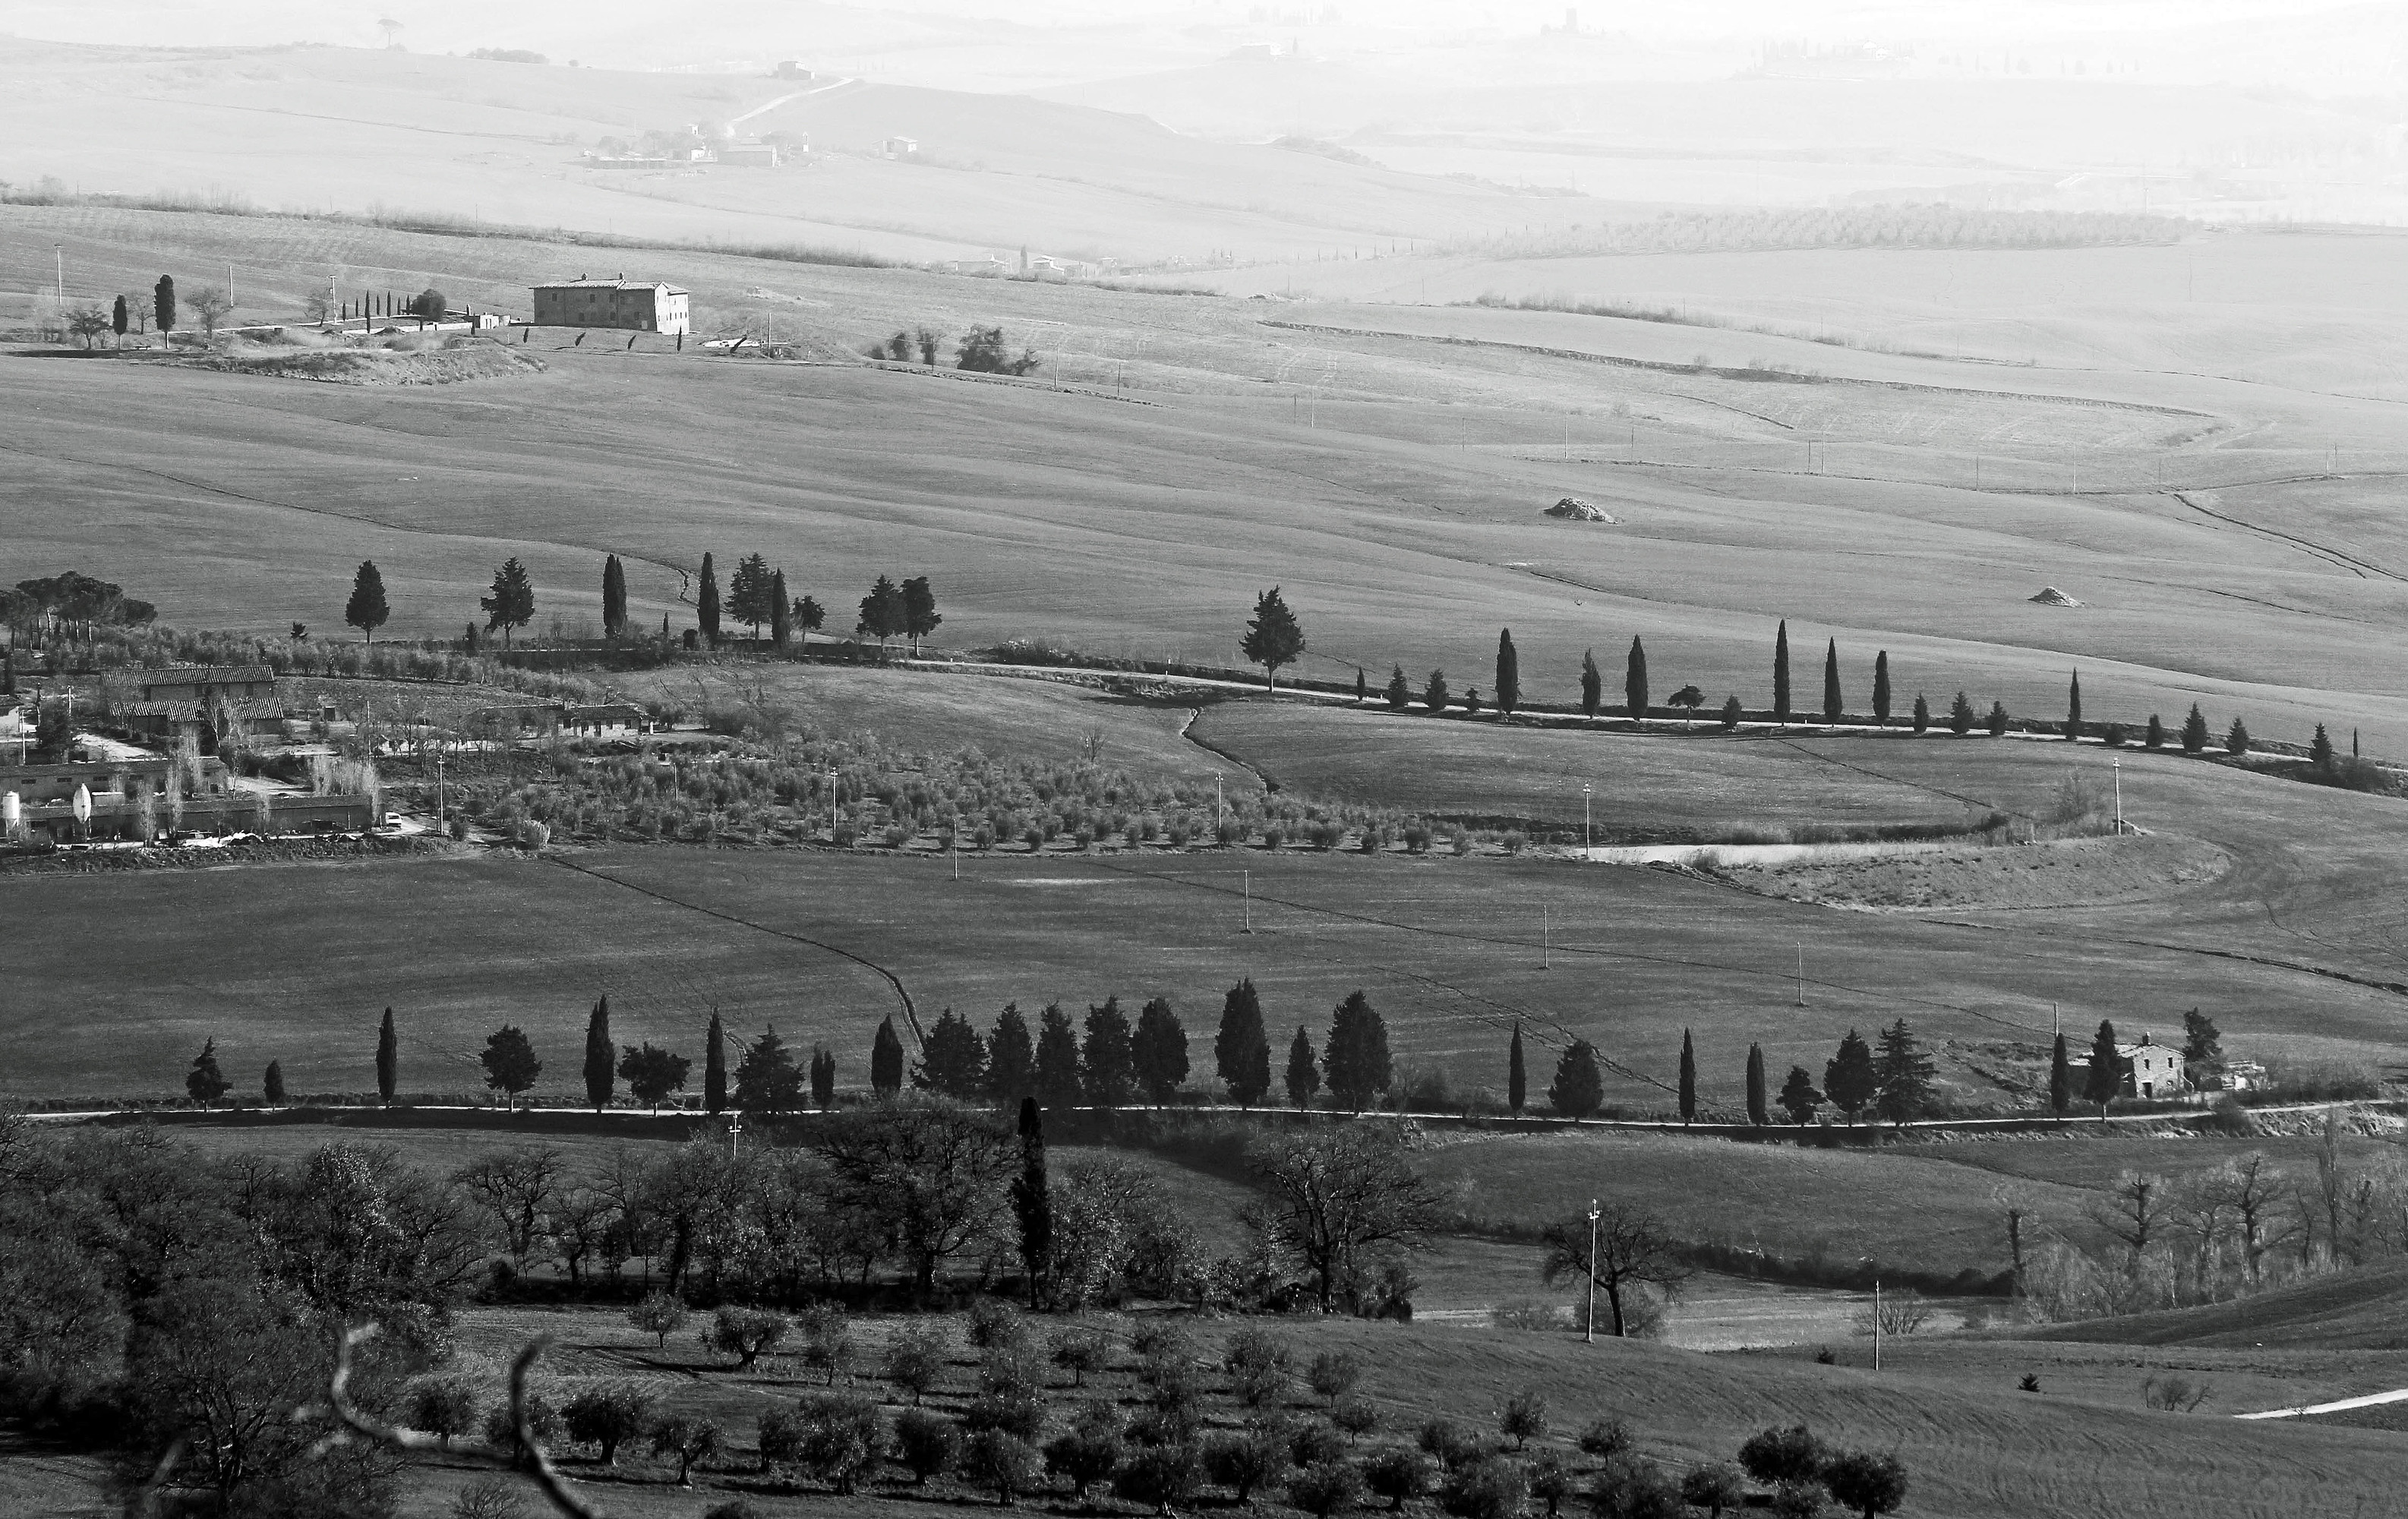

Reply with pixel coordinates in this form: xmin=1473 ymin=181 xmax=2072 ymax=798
xmin=1248 ymin=1126 xmax=1446 ymax=1311
xmin=1539 ymin=1202 xmax=1691 ymax=1337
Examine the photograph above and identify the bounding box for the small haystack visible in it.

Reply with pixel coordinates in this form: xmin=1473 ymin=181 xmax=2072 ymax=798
xmin=1545 ymin=497 xmax=1620 ymax=523
xmin=2029 ymin=586 xmax=2082 ymax=608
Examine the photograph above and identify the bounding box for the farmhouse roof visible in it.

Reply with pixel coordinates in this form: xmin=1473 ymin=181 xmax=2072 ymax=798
xmin=534 ymin=276 xmax=690 ymax=295
xmin=143 ymin=665 xmax=274 ymax=684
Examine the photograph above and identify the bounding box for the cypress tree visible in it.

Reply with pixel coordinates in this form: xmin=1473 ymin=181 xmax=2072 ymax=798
xmin=2084 ymin=1018 xmax=2121 ymax=1121
xmin=1823 ymin=1030 xmax=1877 ymax=1126
xmin=1384 ymin=665 xmax=1410 ymax=709
xmin=1912 ymin=693 xmax=1930 ymax=734
xmin=1131 ymin=996 xmax=1190 ymax=1104
xmin=697 ymin=552 xmax=721 ymax=646
xmin=871 ymin=1014 xmax=904 ymax=1097
xmin=1322 ymin=990 xmax=1393 ymax=1110
xmin=2311 ymin=723 xmax=2335 ymax=773
xmin=582 ymin=996 xmax=614 ymax=1112
xmin=1213 ymin=979 xmax=1272 ymax=1107
xmin=154 ymin=274 xmax=176 ymax=334
xmin=2181 ymin=704 xmax=2209 ymax=754
xmin=1625 ymin=635 xmax=1649 ymax=722
xmin=1031 ymin=1002 xmax=1084 ymax=1108
xmin=186 ymin=1039 xmax=229 ymax=1107
xmin=601 ymin=554 xmax=627 ymax=636
xmin=2047 ymin=1033 xmax=2071 ymax=1120
xmin=1285 ymin=1025 xmax=1320 ymax=1108
xmin=1081 ymin=995 xmax=1135 ymax=1110
xmin=810 ymin=1045 xmax=836 ymax=1110
xmin=344 ymin=560 xmax=390 ymax=644
xmin=1011 ymin=1097 xmax=1051 ymax=1307
xmin=375 ymin=1007 xmax=398 ymax=1104
xmin=264 ymin=1060 xmax=286 ymax=1105
xmin=1677 ymin=1029 xmax=1696 ymax=1124
xmin=770 ymin=570 xmax=792 ymax=647
xmin=1744 ymin=1044 xmax=1768 ymax=1126
xmin=1548 ymin=1041 xmax=1603 ymax=1120
xmin=988 ymin=1004 xmax=1036 ymax=1110
xmin=911 ymin=1009 xmax=984 ymax=1098
xmin=2145 ymin=713 xmax=2167 ymax=749
xmin=2066 ymin=669 xmax=2083 ymax=740
xmin=1508 ymin=1022 xmax=1527 ymax=1115
xmin=112 ymin=293 xmax=128 ymax=339
xmin=1355 ymin=667 xmax=1368 ymax=703
xmin=1580 ymin=649 xmax=1602 ymax=719
xmin=1494 ymin=629 xmax=1519 ymax=718
xmin=1872 ymin=652 xmax=1891 ymax=726
xmin=704 ymin=1010 xmax=727 ymax=1114
xmin=1822 ymin=638 xmax=1842 ymax=724
xmin=1773 ymin=620 xmax=1791 ymax=724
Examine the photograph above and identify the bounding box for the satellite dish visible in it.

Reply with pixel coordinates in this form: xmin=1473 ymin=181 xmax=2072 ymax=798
xmin=71 ymin=783 xmax=90 ymax=823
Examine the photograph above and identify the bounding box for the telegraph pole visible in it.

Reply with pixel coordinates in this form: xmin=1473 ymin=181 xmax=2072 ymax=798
xmin=1584 ymin=1200 xmax=1602 ymax=1344
xmin=1242 ymin=869 xmax=1253 ymax=933
xmin=1582 ymin=782 xmax=1592 ymax=857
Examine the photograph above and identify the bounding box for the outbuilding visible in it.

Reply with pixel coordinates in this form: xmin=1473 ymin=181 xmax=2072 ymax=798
xmin=530 ymin=276 xmax=691 ymax=334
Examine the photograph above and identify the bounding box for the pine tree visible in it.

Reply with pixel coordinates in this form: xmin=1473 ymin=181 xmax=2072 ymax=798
xmin=601 ymin=554 xmax=628 ymax=637
xmin=913 ymin=1009 xmax=986 ymax=1098
xmin=1949 ymin=690 xmax=1975 ymax=737
xmin=1384 ymin=665 xmax=1410 ymax=709
xmin=770 ymin=570 xmax=792 ymax=647
xmin=1081 ymin=995 xmax=1135 ymax=1109
xmin=989 ymin=1003 xmax=1036 ymax=1109
xmin=1508 ymin=1022 xmax=1527 ymax=1115
xmin=1131 ymin=996 xmax=1190 ymax=1104
xmin=1912 ymin=693 xmax=1930 ymax=734
xmin=376 ymin=1006 xmax=398 ymax=1104
xmin=1677 ymin=1029 xmax=1696 ymax=1124
xmin=2047 ymin=1032 xmax=2072 ymax=1119
xmin=1011 ymin=1097 xmax=1052 ymax=1307
xmin=1214 ymin=980 xmax=1272 ymax=1107
xmin=2181 ymin=704 xmax=2209 ymax=754
xmin=1744 ymin=1044 xmax=1769 ymax=1126
xmin=1494 ymin=629 xmax=1520 ymax=718
xmin=1423 ymin=669 xmax=1449 ymax=714
xmin=872 ymin=1014 xmax=905 ymax=1097
xmin=1773 ymin=621 xmax=1791 ymax=724
xmin=727 ymin=553 xmax=772 ymax=639
xmin=1985 ymin=699 xmax=2009 ymax=737
xmin=1626 ymin=636 xmax=1649 ymax=723
xmin=1872 ymin=1019 xmax=1935 ymax=1125
xmin=264 ymin=1060 xmax=286 ymax=1104
xmin=810 ymin=1045 xmax=837 ymax=1110
xmin=1242 ymin=587 xmax=1306 ymax=690
xmin=735 ymin=1025 xmax=804 ymax=1114
xmin=2066 ymin=669 xmax=2083 ymax=740
xmin=480 ymin=557 xmax=535 ymax=648
xmin=2084 ymin=1018 xmax=2121 ymax=1120
xmin=2145 ymin=714 xmax=2167 ymax=749
xmin=1721 ymin=693 xmax=1743 ymax=730
xmin=1285 ymin=1025 xmax=1321 ymax=1108
xmin=856 ymin=574 xmax=904 ymax=643
xmin=1548 ymin=1041 xmax=1603 ymax=1120
xmin=480 ymin=1025 xmax=541 ymax=1111
xmin=2226 ymin=716 xmax=2250 ymax=756
xmin=344 ymin=561 xmax=390 ymax=644
xmin=1322 ymin=990 xmax=1393 ymax=1110
xmin=1580 ymin=649 xmax=1602 ymax=720
xmin=696 ymin=552 xmax=721 ymax=646
xmin=2311 ymin=723 xmax=2335 ymax=773
xmin=1823 ymin=1029 xmax=1877 ymax=1126
xmin=1872 ymin=652 xmax=1891 ymax=727
xmin=901 ymin=576 xmax=942 ymax=653
xmin=1033 ymin=1003 xmax=1084 ymax=1107
xmin=1777 ymin=1066 xmax=1823 ymax=1126
xmin=1823 ymin=638 xmax=1842 ymax=724
xmin=794 ymin=595 xmax=825 ymax=646
xmin=582 ymin=995 xmax=614 ymax=1112
xmin=704 ymin=1010 xmax=727 ymax=1114
xmin=172 ymin=1037 xmax=231 ymax=1108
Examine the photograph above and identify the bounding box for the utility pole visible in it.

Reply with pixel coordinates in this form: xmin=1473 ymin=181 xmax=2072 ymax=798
xmin=1796 ymin=943 xmax=1806 ymax=1007
xmin=2113 ymin=757 xmax=2123 ymax=835
xmin=1242 ymin=868 xmax=1253 ymax=934
xmin=1584 ymin=1200 xmax=1602 ymax=1344
xmin=1873 ymin=1278 xmax=1883 ymax=1370
xmin=727 ymin=1110 xmax=743 ymax=1157
xmin=55 ymin=245 xmax=64 ymax=305
xmin=1215 ymin=771 xmax=1225 ymax=840
xmin=1582 ymin=782 xmax=1592 ymax=858
xmin=1542 ymin=905 xmax=1551 ymax=971
xmin=825 ymin=769 xmax=838 ymax=840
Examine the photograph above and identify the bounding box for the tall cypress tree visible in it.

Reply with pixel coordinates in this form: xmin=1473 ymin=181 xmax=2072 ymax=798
xmin=704 ymin=1009 xmax=727 ymax=1114
xmin=1508 ymin=1022 xmax=1527 ymax=1115
xmin=264 ymin=1060 xmax=286 ymax=1105
xmin=1580 ymin=649 xmax=1602 ymax=719
xmin=1494 ymin=629 xmax=1519 ymax=718
xmin=1131 ymin=997 xmax=1190 ymax=1104
xmin=1355 ymin=668 xmax=1368 ymax=703
xmin=1011 ymin=1097 xmax=1052 ymax=1308
xmin=1213 ymin=979 xmax=1272 ymax=1107
xmin=1744 ymin=1044 xmax=1769 ymax=1126
xmin=601 ymin=554 xmax=627 ymax=637
xmin=1823 ymin=638 xmax=1842 ymax=724
xmin=1285 ymin=1026 xmax=1320 ymax=1109
xmin=771 ymin=570 xmax=792 ymax=647
xmin=375 ymin=1006 xmax=398 ymax=1104
xmin=1773 ymin=621 xmax=1791 ymax=724
xmin=2084 ymin=1018 xmax=2121 ymax=1122
xmin=2048 ymin=1032 xmax=2071 ymax=1119
xmin=2066 ymin=669 xmax=2083 ymax=740
xmin=1872 ymin=651 xmax=1891 ymax=727
xmin=1322 ymin=991 xmax=1393 ymax=1111
xmin=1033 ymin=1003 xmax=1084 ymax=1108
xmin=582 ymin=996 xmax=614 ymax=1112
xmin=1625 ymin=635 xmax=1649 ymax=723
xmin=1677 ymin=1029 xmax=1697 ymax=1125
xmin=697 ymin=552 xmax=721 ymax=646
xmin=810 ymin=1046 xmax=837 ymax=1110
xmin=988 ymin=1003 xmax=1036 ymax=1110
xmin=871 ymin=1014 xmax=904 ymax=1097
xmin=344 ymin=561 xmax=390 ymax=645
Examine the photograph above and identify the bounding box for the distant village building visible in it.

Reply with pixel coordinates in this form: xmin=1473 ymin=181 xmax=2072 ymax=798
xmin=2118 ymin=1034 xmax=2186 ymax=1099
xmin=718 ymin=142 xmax=784 ymax=168
xmin=530 ymin=277 xmax=692 ymax=334
xmin=773 ymin=61 xmax=814 ymax=81
xmin=137 ymin=665 xmax=276 ymax=706
xmin=882 ymin=137 xmax=920 ymax=159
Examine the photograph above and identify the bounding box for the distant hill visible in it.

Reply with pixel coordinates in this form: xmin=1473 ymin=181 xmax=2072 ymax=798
xmin=2024 ymin=1263 xmax=2408 ymax=1350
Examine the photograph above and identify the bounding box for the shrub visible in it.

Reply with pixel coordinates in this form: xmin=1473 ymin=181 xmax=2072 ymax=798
xmin=966 ymin=1296 xmax=1027 ymax=1350
xmin=963 ymin=1390 xmax=1046 ymax=1444
xmin=1722 ymin=694 xmax=1744 ymax=730
xmin=1528 ymin=1450 xmax=1573 ymax=1517
xmin=1224 ymin=1325 xmax=1294 ymax=1376
xmin=799 ymin=1303 xmax=855 ymax=1385
xmin=1290 ymin=1420 xmax=1348 ymax=1468
xmin=1577 ymin=1418 xmax=1632 ymax=1458
xmin=1678 ymin=1464 xmax=1744 ymax=1519
xmin=2145 ymin=713 xmax=2167 ymax=748
xmin=1820 ymin=1450 xmax=1908 ymax=1517
xmin=450 ymin=1478 xmax=527 ymax=1519
xmin=1450 ymin=828 xmax=1473 ymax=857
xmin=1129 ymin=1322 xmax=1190 ymax=1363
xmin=1501 ymin=831 xmax=1526 ymax=855
xmin=1044 ymin=1425 xmax=1125 ymax=1498
xmin=1491 ymin=1300 xmax=1559 ymax=1333
xmin=892 ymin=1407 xmax=961 ymax=1484
xmin=1770 ymin=1483 xmax=1828 ymax=1519
xmin=409 ymin=1378 xmax=480 ymax=1448
xmin=2102 ymin=722 xmax=2126 ymax=747
xmin=1288 ymin=1457 xmax=1368 ymax=1519
xmin=1365 ymin=1448 xmax=1434 ymax=1511
xmin=793 ymin=1392 xmax=885 ymax=1492
xmin=1418 ymin=1416 xmax=1484 ymax=1470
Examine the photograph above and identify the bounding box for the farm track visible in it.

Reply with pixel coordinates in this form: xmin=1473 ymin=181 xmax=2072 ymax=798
xmin=2172 ymin=489 xmax=2408 ymax=583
